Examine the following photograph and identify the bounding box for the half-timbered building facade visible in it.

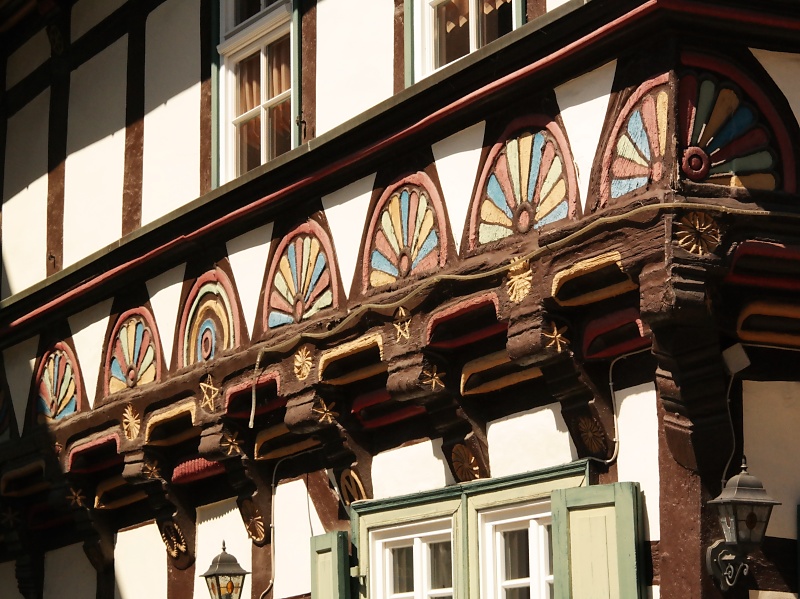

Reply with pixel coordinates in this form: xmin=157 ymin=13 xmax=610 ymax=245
xmin=0 ymin=0 xmax=799 ymax=597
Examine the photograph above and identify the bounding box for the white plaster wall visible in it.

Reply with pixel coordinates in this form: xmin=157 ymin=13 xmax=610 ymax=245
xmin=2 ymin=88 xmax=50 ymax=299
xmin=321 ymin=173 xmax=376 ymax=295
xmin=6 ymin=30 xmax=50 ymax=89
xmin=487 ymin=403 xmax=577 ymax=478
xmin=195 ymin=498 xmax=253 ymax=599
xmin=3 ymin=335 xmax=39 ymax=433
xmin=554 ymin=60 xmax=617 ymax=214
xmin=72 ymin=0 xmax=127 ymax=41
xmin=115 ymin=522 xmax=167 ymax=599
xmin=431 ymin=122 xmax=486 ymax=252
xmin=227 ymin=222 xmax=273 ymax=337
xmin=751 ymin=49 xmax=800 ymax=130
xmin=43 ymin=543 xmax=96 ymax=599
xmin=750 ymin=593 xmax=798 ymax=599
xmin=68 ymin=299 xmax=113 ymax=408
xmin=141 ymin=0 xmax=201 ymax=226
xmin=63 ymin=36 xmax=127 ymax=268
xmin=743 ymin=380 xmax=800 ymax=539
xmin=145 ymin=263 xmax=186 ymax=371
xmin=273 ymin=478 xmax=326 ymax=599
xmin=649 ymin=586 xmax=660 ymax=599
xmin=315 ymin=0 xmax=394 ymax=135
xmin=0 ymin=560 xmax=25 ymax=599
xmin=371 ymin=438 xmax=455 ymax=499
xmin=616 ymin=382 xmax=660 ymax=541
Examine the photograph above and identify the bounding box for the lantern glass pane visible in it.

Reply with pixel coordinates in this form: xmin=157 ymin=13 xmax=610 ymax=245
xmin=217 ymin=574 xmax=244 ymax=599
xmin=716 ymin=503 xmax=737 ymax=544
xmin=206 ymin=575 xmax=219 ymax=599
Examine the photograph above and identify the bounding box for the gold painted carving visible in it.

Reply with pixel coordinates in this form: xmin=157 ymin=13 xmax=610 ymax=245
xmin=294 ymin=347 xmax=314 ymax=380
xmin=312 ymin=397 xmax=339 ymax=425
xmin=221 ymin=431 xmax=242 ymax=456
xmin=339 ymin=469 xmax=367 ymax=506
xmin=0 ymin=506 xmax=20 ymax=529
xmin=674 ymin=212 xmax=720 ymax=255
xmin=122 ymin=404 xmax=141 ymax=440
xmin=240 ymin=498 xmax=266 ymax=543
xmin=578 ymin=417 xmax=606 ymax=454
xmin=451 ymin=444 xmax=480 ymax=482
xmin=199 ymin=375 xmax=220 ymax=411
xmin=393 ymin=307 xmax=412 ymax=341
xmin=160 ymin=521 xmax=188 ymax=558
xmin=543 ymin=322 xmax=569 ymax=353
xmin=67 ymin=488 xmax=86 ymax=508
xmin=143 ymin=459 xmax=161 ymax=479
xmin=420 ymin=365 xmax=446 ymax=391
xmin=506 ymin=258 xmax=532 ymax=303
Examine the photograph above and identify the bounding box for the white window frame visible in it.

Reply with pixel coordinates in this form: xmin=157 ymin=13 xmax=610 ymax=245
xmin=218 ymin=0 xmax=294 ymax=183
xmin=412 ymin=0 xmax=525 ymax=81
xmin=479 ymin=502 xmax=553 ymax=599
xmin=370 ymin=518 xmax=454 ymax=599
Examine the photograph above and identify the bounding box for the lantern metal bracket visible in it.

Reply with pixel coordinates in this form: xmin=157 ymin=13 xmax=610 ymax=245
xmin=706 ymin=540 xmax=749 ymax=592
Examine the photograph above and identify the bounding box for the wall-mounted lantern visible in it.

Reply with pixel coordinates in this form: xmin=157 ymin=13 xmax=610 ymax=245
xmin=201 ymin=541 xmax=249 ymax=599
xmin=707 ymin=459 xmax=779 ymax=591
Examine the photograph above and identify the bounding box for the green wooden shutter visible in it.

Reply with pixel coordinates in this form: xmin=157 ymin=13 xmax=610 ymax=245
xmin=551 ymin=482 xmax=644 ymax=599
xmin=311 ymin=531 xmax=350 ymax=599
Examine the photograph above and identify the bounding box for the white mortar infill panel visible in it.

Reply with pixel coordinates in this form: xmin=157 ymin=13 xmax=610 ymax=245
xmin=227 ymin=222 xmax=274 ymax=337
xmin=0 ymin=560 xmax=24 ymax=599
xmin=749 ymin=592 xmax=799 ymax=599
xmin=146 ymin=263 xmax=187 ymax=371
xmin=616 ymin=382 xmax=660 ymax=540
xmin=6 ymin=29 xmax=50 ymax=89
xmin=2 ymin=87 xmax=49 ymax=299
xmin=195 ymin=498 xmax=253 ymax=599
xmin=141 ymin=0 xmax=201 ymax=226
xmin=371 ymin=438 xmax=455 ymax=499
xmin=64 ymin=35 xmax=128 ymax=268
xmin=487 ymin=403 xmax=577 ymax=478
xmin=743 ymin=380 xmax=800 ymax=540
xmin=315 ymin=0 xmax=394 ymax=134
xmin=43 ymin=543 xmax=96 ymax=599
xmin=751 ymin=49 xmax=800 ymax=130
xmin=321 ymin=173 xmax=376 ymax=296
xmin=3 ymin=335 xmax=40 ymax=434
xmin=68 ymin=299 xmax=113 ymax=408
xmin=71 ymin=0 xmax=127 ymax=42
xmin=431 ymin=121 xmax=487 ymax=253
xmin=554 ymin=60 xmax=617 ymax=214
xmin=115 ymin=522 xmax=168 ymax=599
xmin=273 ymin=478 xmax=326 ymax=599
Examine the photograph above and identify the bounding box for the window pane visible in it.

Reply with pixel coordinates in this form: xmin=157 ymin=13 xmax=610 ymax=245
xmin=506 ymin=588 xmax=531 ymax=599
xmin=268 ymin=35 xmax=291 ymax=99
xmin=234 ymin=0 xmax=261 ymax=26
xmin=269 ymin=100 xmax=291 ymax=158
xmin=238 ymin=116 xmax=261 ymax=175
xmin=503 ymin=529 xmax=530 ymax=580
xmin=238 ymin=52 xmax=261 ymax=116
xmin=435 ymin=0 xmax=470 ymax=68
xmin=392 ymin=547 xmax=414 ymax=594
xmin=481 ymin=0 xmax=513 ymax=46
xmin=429 ymin=541 xmax=452 ymax=590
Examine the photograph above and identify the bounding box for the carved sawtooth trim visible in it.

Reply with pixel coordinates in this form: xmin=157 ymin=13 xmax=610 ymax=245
xmin=224 ymin=370 xmax=282 ymax=415
xmin=66 ymin=431 xmax=121 ymax=474
xmin=426 ymin=293 xmax=501 ymax=346
xmin=551 ymin=251 xmax=637 ymax=307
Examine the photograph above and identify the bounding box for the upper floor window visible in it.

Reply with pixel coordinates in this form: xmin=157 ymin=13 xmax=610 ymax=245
xmin=413 ymin=0 xmax=524 ymax=79
xmin=219 ymin=0 xmax=294 ymax=181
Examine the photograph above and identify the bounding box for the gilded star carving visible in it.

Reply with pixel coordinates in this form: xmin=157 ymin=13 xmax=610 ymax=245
xmin=0 ymin=507 xmax=20 ymax=529
xmin=543 ymin=322 xmax=569 ymax=353
xmin=122 ymin=404 xmax=141 ymax=440
xmin=199 ymin=375 xmax=220 ymax=411
xmin=143 ymin=460 xmax=161 ymax=479
xmin=67 ymin=488 xmax=86 ymax=509
xmin=221 ymin=431 xmax=242 ymax=456
xmin=420 ymin=365 xmax=446 ymax=391
xmin=312 ymin=398 xmax=339 ymax=425
xmin=393 ymin=307 xmax=412 ymax=342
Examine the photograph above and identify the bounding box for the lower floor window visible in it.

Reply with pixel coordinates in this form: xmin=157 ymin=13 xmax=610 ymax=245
xmin=480 ymin=503 xmax=553 ymax=599
xmin=372 ymin=519 xmax=453 ymax=599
